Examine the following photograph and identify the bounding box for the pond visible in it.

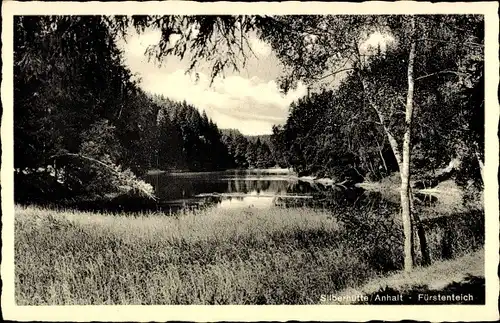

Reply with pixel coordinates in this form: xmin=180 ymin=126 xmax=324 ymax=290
xmin=145 ymin=169 xmax=325 ymax=211
xmin=145 ymin=169 xmax=390 ymax=211
xmin=144 ymin=168 xmax=455 ymax=214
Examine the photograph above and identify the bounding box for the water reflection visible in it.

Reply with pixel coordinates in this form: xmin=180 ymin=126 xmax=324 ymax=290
xmin=145 ymin=169 xmax=452 ymax=214
xmin=219 ymin=195 xmax=275 ymax=209
xmin=145 ymin=169 xmax=388 ymax=212
xmin=146 ymin=170 xmax=300 ymax=211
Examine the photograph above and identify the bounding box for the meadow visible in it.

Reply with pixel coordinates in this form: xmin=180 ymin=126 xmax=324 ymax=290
xmin=15 ymin=203 xmax=484 ymax=305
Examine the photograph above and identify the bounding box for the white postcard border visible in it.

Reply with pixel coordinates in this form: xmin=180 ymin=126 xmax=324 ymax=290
xmin=2 ymin=1 xmax=499 ymax=321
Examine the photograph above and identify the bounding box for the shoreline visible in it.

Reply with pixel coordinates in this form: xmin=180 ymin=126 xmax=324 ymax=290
xmin=146 ymin=167 xmax=297 ymax=176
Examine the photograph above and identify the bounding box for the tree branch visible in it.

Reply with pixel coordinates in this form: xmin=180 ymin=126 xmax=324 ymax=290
xmin=415 ymin=70 xmax=469 ymax=81
xmin=50 ymin=153 xmax=120 ymax=173
xmin=50 ymin=153 xmax=157 ymax=200
xmin=417 ymin=37 xmax=483 ymax=48
xmin=314 ymin=67 xmax=356 ymax=81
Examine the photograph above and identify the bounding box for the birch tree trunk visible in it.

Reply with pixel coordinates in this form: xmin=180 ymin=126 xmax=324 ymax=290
xmin=401 ymin=16 xmax=417 ymax=272
xmin=476 ymin=151 xmax=485 ymax=184
xmin=355 ymin=19 xmax=427 ymax=271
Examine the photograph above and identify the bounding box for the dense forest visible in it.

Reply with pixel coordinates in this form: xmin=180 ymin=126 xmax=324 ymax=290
xmin=150 ymin=95 xmax=231 ymax=172
xmin=14 ymin=15 xmax=484 ymax=212
xmin=13 ymin=16 xmax=283 ymax=204
xmin=15 ymin=16 xmax=156 ymax=202
xmin=265 ymin=16 xmax=484 ymax=190
xmin=151 ymin=97 xmax=283 ymax=171
xmin=269 ymin=50 xmax=484 ymax=185
xmin=220 ymin=129 xmax=279 ymax=169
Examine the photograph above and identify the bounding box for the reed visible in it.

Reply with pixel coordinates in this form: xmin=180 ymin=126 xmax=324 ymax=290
xmin=14 ymin=204 xmax=483 ymax=304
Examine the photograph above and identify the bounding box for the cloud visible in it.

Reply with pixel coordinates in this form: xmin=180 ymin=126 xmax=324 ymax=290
xmin=359 ymin=31 xmax=396 ymax=54
xmin=141 ymin=69 xmax=307 ymax=135
xmin=122 ymin=28 xmax=162 ymax=59
xmin=121 ymin=28 xmax=305 ymax=135
xmin=249 ymin=37 xmax=272 ymax=57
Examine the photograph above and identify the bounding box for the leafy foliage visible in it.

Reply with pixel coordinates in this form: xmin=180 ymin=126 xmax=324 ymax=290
xmin=15 ymin=16 xmax=233 ymax=203
xmin=14 ymin=14 xmax=484 ymax=207
xmin=14 ymin=16 xmax=158 ymax=202
xmin=267 ymin=15 xmax=484 ymax=186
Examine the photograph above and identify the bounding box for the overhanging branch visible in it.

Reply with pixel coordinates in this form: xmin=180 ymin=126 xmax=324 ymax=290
xmin=50 ymin=153 xmax=157 ymax=200
xmin=50 ymin=153 xmax=120 ymax=173
xmin=314 ymin=67 xmax=356 ymax=81
xmin=415 ymin=70 xmax=469 ymax=81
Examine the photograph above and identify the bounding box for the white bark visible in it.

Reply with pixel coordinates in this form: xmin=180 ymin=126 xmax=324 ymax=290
xmin=400 ymin=16 xmax=417 ymax=272
xmin=476 ymin=152 xmax=485 ymax=184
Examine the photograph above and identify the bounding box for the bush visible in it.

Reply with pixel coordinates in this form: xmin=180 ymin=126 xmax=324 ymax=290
xmin=15 ymin=120 xmax=156 ymax=205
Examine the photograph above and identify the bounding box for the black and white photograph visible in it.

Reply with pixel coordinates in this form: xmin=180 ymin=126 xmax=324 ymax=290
xmin=2 ymin=1 xmax=499 ymax=321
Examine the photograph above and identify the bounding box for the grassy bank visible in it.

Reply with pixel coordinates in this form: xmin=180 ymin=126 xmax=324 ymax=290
xmin=324 ymin=249 xmax=484 ymax=304
xmin=15 ymin=204 xmax=483 ymax=305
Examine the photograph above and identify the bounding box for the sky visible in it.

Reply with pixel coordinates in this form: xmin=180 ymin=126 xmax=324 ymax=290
xmin=119 ymin=27 xmax=394 ymax=135
xmin=119 ymin=28 xmax=307 ymax=135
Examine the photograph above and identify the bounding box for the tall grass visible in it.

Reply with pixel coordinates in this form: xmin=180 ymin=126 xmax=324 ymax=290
xmin=15 ymin=204 xmax=484 ymax=305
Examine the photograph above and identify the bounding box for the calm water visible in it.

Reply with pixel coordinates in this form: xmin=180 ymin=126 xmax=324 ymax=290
xmin=143 ymin=169 xmax=450 ymax=214
xmin=145 ymin=169 xmax=363 ymax=211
